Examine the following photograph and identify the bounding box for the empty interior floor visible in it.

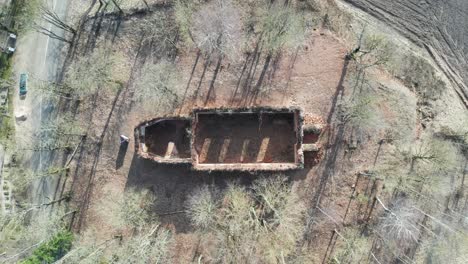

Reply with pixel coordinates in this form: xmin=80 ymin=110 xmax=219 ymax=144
xmin=194 ymin=112 xmax=297 ymax=164
xmin=144 ymin=120 xmax=191 ymax=159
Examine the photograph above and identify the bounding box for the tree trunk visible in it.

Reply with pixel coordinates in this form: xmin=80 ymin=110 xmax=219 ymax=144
xmin=110 ymin=0 xmax=124 ymax=14
xmin=142 ymin=0 xmax=150 ymax=10
xmin=322 ymin=230 xmax=336 ymax=264
xmin=343 ymin=173 xmax=361 ymax=223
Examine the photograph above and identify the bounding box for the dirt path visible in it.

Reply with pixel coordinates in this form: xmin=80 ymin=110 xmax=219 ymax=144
xmin=338 ymin=0 xmax=468 ymax=107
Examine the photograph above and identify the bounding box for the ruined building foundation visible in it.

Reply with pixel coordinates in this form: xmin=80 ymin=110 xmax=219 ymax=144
xmin=135 ymin=108 xmax=321 ymax=171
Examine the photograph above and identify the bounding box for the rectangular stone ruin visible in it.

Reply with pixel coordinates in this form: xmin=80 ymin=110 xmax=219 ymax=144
xmin=191 ymin=108 xmax=304 ymax=171
xmin=135 ymin=107 xmax=305 ymax=171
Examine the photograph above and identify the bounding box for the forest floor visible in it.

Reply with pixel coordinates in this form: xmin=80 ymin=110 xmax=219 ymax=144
xmin=65 ymin=1 xmax=467 ymax=262
xmin=68 ymin=27 xmax=349 ymax=261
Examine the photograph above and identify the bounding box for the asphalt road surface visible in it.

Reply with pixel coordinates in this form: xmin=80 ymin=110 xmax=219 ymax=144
xmin=12 ymin=0 xmax=70 ymax=204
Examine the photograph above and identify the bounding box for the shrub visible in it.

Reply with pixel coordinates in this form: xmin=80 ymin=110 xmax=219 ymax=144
xmin=256 ymin=2 xmax=307 ymax=54
xmin=186 ymin=175 xmax=306 ymax=262
xmin=397 ymin=55 xmax=445 ymax=101
xmin=21 ymin=231 xmax=73 ymax=264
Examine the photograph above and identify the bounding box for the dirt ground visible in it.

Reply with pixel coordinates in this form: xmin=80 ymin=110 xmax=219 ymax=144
xmin=174 ymin=30 xmax=348 ymax=118
xmin=66 ymin=8 xmax=414 ymax=260
xmin=145 ymin=120 xmax=191 ymax=158
xmin=66 ymin=27 xmax=349 ymax=261
xmin=194 ymin=112 xmax=297 ymax=164
xmin=33 ymin=0 xmax=468 ymax=262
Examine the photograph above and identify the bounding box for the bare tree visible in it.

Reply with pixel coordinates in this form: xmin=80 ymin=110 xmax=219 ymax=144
xmin=347 ymin=32 xmax=392 ymax=68
xmin=405 ymin=137 xmax=459 ymax=174
xmin=337 ymin=95 xmax=383 ymax=148
xmin=111 ymin=0 xmax=154 ymax=11
xmin=4 ymin=165 xmax=68 ymax=195
xmin=133 ymin=60 xmax=182 ymax=113
xmin=186 ymin=175 xmax=306 ymax=262
xmin=186 ymin=185 xmax=219 ymax=230
xmin=72 ymin=188 xmax=173 ymax=263
xmin=249 ymin=1 xmax=307 ymax=93
xmin=174 ymin=0 xmax=195 ymax=44
xmin=136 ymin=11 xmax=178 ymax=59
xmin=379 ymin=199 xmax=421 ymax=248
xmin=344 ymin=31 xmax=393 ymax=103
xmin=0 ymin=206 xmax=71 ymax=262
xmin=415 ymin=231 xmax=468 ymax=264
xmin=36 ymin=5 xmax=76 ymax=44
xmin=398 ymin=55 xmax=446 ymax=102
xmin=331 ymin=229 xmax=370 ymax=264
xmin=65 ymin=48 xmax=126 ymax=98
xmin=12 ymin=0 xmax=42 ymax=33
xmin=256 ymin=2 xmax=307 ymax=55
xmin=191 ymin=0 xmax=243 ymax=60
xmin=37 ymin=114 xmax=86 ymax=139
xmin=110 ymin=225 xmax=172 ymax=264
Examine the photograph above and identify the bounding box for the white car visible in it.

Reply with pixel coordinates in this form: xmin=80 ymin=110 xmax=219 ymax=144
xmin=6 ymin=33 xmax=16 ymax=54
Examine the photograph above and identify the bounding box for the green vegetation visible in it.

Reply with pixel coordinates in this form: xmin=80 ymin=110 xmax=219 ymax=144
xmin=0 ymin=53 xmax=14 ymax=143
xmin=5 ymin=165 xmax=68 ymax=195
xmin=174 ymin=0 xmax=195 ymax=45
xmin=1 ymin=207 xmax=72 ymax=263
xmin=11 ymin=0 xmax=42 ymax=33
xmin=21 ymin=231 xmax=73 ymax=264
xmin=255 ymin=2 xmax=307 ymax=54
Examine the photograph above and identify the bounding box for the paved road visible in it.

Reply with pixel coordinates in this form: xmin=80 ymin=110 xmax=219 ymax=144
xmin=12 ymin=0 xmax=70 ymax=204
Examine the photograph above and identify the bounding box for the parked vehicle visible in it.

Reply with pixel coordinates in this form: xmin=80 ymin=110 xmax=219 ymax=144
xmin=6 ymin=33 xmax=16 ymax=53
xmin=0 ymin=31 xmax=16 ymax=54
xmin=19 ymin=73 xmax=27 ymax=96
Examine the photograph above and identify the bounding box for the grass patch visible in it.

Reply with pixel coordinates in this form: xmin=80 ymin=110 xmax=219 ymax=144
xmin=20 ymin=231 xmax=73 ymax=264
xmin=11 ymin=0 xmax=41 ymax=33
xmin=0 ymin=52 xmax=14 ymax=143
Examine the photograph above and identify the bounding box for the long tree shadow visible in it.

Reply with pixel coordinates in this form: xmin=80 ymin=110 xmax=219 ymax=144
xmin=281 ymin=47 xmax=300 ymax=104
xmin=75 ymin=87 xmax=124 ymax=231
xmin=84 ymin=1 xmax=109 ymax=54
xmin=311 ymin=56 xmax=351 ymax=208
xmin=237 ymin=43 xmax=263 ymax=106
xmin=204 ymin=55 xmax=223 ymax=106
xmin=125 ymin=155 xmax=254 ymax=233
xmin=327 ymin=57 xmax=350 ymax=124
xmin=108 ymin=13 xmax=124 ymax=43
xmin=229 ymin=52 xmax=252 ymax=104
xmin=229 ymin=38 xmax=262 ymax=105
xmin=179 ymin=50 xmax=201 ymax=114
xmin=125 ymin=154 xmax=311 ymax=233
xmin=192 ymin=54 xmax=211 ymax=105
xmin=303 ymin=56 xmax=351 ymax=244
xmin=244 ymin=53 xmax=273 ymax=106
xmin=112 ymin=32 xmax=148 ymax=130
